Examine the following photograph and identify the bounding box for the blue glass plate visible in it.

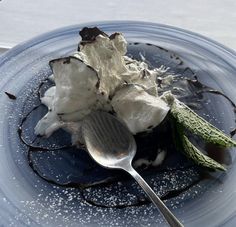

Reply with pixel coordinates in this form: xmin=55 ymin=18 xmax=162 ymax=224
xmin=0 ymin=21 xmax=236 ymax=227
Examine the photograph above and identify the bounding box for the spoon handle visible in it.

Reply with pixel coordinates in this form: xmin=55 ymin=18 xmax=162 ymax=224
xmin=126 ymin=165 xmax=184 ymax=227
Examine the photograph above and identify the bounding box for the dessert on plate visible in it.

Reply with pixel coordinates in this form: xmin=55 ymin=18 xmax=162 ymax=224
xmin=34 ymin=27 xmax=236 ymax=171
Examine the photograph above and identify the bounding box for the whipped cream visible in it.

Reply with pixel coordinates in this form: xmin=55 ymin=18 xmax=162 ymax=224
xmin=35 ymin=27 xmax=172 ymax=147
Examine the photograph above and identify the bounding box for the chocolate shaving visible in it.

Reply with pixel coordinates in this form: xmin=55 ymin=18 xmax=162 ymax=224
xmin=79 ymin=27 xmax=108 ymax=47
xmin=109 ymin=32 xmax=120 ymax=40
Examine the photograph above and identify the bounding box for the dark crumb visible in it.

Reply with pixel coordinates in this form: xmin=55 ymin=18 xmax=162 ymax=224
xmin=101 ymin=92 xmax=105 ymax=96
xmin=5 ymin=92 xmax=17 ymax=100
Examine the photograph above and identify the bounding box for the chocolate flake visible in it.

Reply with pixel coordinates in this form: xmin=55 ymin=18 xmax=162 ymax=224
xmin=109 ymin=32 xmax=120 ymax=40
xmin=79 ymin=27 xmax=108 ymax=47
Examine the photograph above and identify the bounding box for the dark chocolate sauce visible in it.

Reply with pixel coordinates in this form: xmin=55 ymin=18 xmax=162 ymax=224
xmin=188 ymin=76 xmax=236 ymax=112
xmin=230 ymin=128 xmax=236 ymax=137
xmin=188 ymin=75 xmax=236 ymax=140
xmin=5 ymin=91 xmax=17 ymax=100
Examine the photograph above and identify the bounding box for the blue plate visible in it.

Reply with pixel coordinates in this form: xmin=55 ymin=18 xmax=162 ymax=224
xmin=1 ymin=21 xmax=236 ymax=226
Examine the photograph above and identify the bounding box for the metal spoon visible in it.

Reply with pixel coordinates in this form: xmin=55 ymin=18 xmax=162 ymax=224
xmin=82 ymin=111 xmax=184 ymax=227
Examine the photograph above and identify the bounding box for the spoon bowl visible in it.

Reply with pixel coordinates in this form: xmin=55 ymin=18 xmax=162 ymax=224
xmin=82 ymin=111 xmax=184 ymax=227
xmin=82 ymin=110 xmax=136 ymax=169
